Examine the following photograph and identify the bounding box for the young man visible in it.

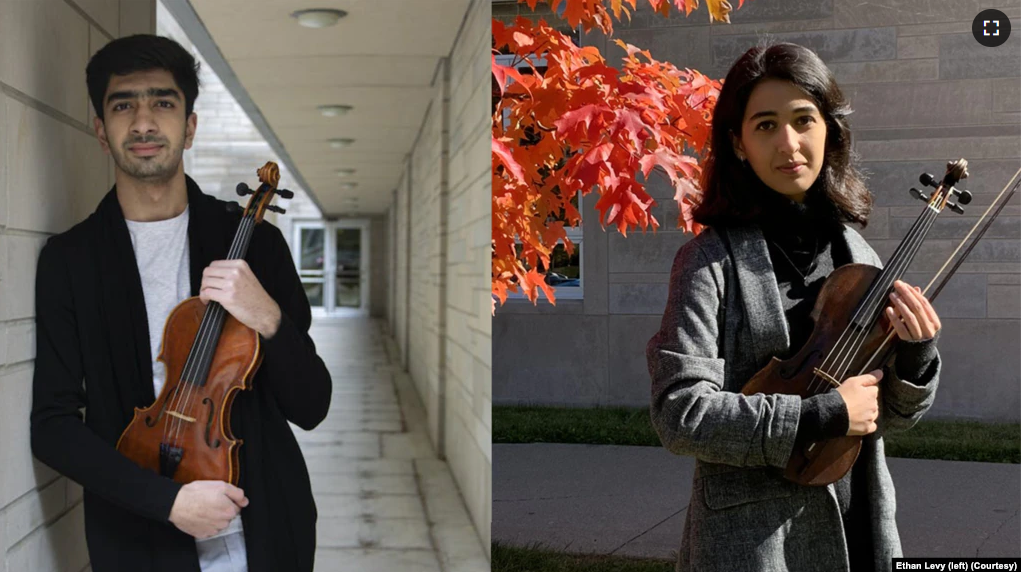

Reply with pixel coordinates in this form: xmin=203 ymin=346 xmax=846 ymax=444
xmin=30 ymin=35 xmax=332 ymax=572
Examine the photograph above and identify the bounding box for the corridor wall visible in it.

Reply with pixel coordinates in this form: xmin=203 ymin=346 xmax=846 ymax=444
xmin=0 ymin=3 xmax=156 ymax=570
xmin=385 ymin=0 xmax=492 ymax=553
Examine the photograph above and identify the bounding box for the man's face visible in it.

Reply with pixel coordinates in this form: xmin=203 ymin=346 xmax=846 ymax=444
xmin=93 ymin=69 xmax=196 ymax=183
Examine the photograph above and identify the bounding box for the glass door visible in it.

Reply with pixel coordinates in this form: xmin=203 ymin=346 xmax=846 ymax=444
xmin=334 ymin=227 xmax=362 ymax=308
xmin=329 ymin=220 xmax=369 ymax=315
xmin=295 ymin=223 xmax=326 ymax=310
xmin=293 ymin=220 xmax=370 ymax=316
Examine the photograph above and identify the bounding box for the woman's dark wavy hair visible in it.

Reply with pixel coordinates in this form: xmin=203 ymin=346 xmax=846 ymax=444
xmin=86 ymin=35 xmax=200 ymax=122
xmin=692 ymin=42 xmax=872 ymax=228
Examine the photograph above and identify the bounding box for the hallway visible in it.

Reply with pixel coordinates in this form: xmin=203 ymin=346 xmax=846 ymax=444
xmin=299 ymin=318 xmax=488 ymax=571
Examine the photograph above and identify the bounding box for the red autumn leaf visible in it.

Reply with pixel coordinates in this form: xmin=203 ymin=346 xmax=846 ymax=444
xmin=492 ymin=0 xmax=742 ymax=312
xmin=493 ymin=138 xmax=526 ymax=184
xmin=491 ymin=54 xmax=507 ymax=96
xmin=513 ymin=31 xmax=534 ymax=47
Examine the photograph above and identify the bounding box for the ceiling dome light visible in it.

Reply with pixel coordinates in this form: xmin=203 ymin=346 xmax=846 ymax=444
xmin=318 ymin=104 xmax=352 ymax=117
xmin=291 ymin=8 xmax=347 ymax=28
xmin=329 ymin=138 xmax=355 ymax=148
xmin=336 ymin=168 xmax=356 ymax=176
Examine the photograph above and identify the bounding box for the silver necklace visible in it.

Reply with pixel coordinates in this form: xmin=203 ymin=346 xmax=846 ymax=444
xmin=768 ymin=237 xmax=821 ymax=282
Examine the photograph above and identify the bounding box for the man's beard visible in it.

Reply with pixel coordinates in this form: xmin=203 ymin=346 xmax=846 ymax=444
xmin=111 ymin=135 xmax=183 ymax=182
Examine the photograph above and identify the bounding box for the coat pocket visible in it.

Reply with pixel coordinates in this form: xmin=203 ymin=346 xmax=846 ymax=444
xmin=702 ymin=467 xmax=800 ymax=510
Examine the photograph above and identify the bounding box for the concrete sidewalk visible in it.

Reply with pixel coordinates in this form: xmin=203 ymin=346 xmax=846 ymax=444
xmin=493 ymin=443 xmax=1021 ymax=560
xmin=297 ymin=318 xmax=489 ymax=571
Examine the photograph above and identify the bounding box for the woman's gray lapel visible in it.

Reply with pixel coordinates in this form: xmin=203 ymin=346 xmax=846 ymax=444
xmin=718 ymin=223 xmax=883 ymax=371
xmin=719 ymin=224 xmax=790 ymax=370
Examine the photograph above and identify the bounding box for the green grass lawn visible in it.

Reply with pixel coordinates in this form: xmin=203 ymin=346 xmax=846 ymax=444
xmin=494 ymin=406 xmax=1021 ymax=463
xmin=493 ymin=543 xmax=674 ymax=572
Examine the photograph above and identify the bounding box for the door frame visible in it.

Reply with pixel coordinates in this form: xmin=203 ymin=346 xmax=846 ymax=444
xmin=292 ymin=218 xmax=371 ymax=318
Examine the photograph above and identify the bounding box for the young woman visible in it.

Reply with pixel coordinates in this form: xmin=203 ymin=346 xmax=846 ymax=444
xmin=646 ymin=43 xmax=942 ymax=572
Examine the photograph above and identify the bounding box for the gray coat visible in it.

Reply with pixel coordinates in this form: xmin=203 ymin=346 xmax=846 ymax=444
xmin=647 ymin=223 xmax=941 ymax=572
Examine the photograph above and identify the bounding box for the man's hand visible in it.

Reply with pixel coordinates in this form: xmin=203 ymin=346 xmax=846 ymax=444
xmin=200 ymin=260 xmax=281 ymax=338
xmin=168 ymin=480 xmax=249 ymax=539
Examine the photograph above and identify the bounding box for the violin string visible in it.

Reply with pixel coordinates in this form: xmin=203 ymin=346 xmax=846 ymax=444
xmin=169 ymin=214 xmax=252 ymax=450
xmin=167 ymin=212 xmax=255 ymax=450
xmin=170 ymin=212 xmax=254 ymax=449
xmin=810 ymin=200 xmax=939 ymax=395
xmin=803 ymin=195 xmax=936 ymax=394
xmin=852 ymin=168 xmax=1021 ymax=377
xmin=828 ymin=204 xmax=939 ymax=386
xmin=813 ymin=204 xmax=935 ymax=393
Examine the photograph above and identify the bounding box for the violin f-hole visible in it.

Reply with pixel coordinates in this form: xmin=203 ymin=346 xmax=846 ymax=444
xmin=779 ymin=349 xmax=822 ymax=379
xmin=203 ymin=397 xmax=221 ymax=448
xmin=145 ymin=393 xmax=172 ymax=427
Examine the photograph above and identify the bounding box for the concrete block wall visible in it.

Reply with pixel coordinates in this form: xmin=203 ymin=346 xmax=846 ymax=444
xmin=408 ymin=59 xmax=447 ymax=449
xmin=368 ymin=213 xmax=388 ymax=318
xmin=388 ymin=191 xmax=398 ymax=334
xmin=493 ymin=0 xmax=1021 ymax=422
xmin=394 ymin=169 xmax=411 ymax=369
xmin=443 ymin=0 xmax=493 ymax=552
xmin=0 ymin=3 xmax=155 ymax=571
xmin=387 ymin=0 xmax=492 ymax=552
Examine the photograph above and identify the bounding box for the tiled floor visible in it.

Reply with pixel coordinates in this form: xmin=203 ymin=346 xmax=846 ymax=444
xmin=297 ymin=317 xmax=489 ymax=572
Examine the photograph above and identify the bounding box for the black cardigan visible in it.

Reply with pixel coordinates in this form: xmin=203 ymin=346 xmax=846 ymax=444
xmin=30 ymin=176 xmax=333 ymax=572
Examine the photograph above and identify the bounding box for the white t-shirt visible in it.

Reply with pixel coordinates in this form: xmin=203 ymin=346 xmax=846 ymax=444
xmin=124 ymin=206 xmax=246 ymax=560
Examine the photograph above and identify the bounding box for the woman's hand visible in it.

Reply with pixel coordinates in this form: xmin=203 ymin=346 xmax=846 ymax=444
xmin=836 ymin=369 xmax=882 ymax=436
xmin=886 ymin=280 xmax=941 ymax=341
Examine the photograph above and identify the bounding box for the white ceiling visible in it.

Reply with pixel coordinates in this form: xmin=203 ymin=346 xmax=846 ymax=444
xmin=187 ymin=0 xmax=472 ymax=215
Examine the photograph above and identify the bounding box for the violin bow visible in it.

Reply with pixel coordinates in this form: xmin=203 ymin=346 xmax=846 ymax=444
xmin=859 ymin=165 xmax=1021 ymax=375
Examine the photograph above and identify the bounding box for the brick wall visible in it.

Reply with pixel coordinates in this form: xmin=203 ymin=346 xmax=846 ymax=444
xmin=388 ymin=0 xmax=492 ymax=551
xmin=0 ymin=3 xmax=156 ymax=570
xmin=493 ymin=0 xmax=1021 ymax=422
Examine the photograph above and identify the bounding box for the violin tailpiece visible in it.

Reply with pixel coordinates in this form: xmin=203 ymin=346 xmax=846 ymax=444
xmin=159 ymin=442 xmax=184 ymax=480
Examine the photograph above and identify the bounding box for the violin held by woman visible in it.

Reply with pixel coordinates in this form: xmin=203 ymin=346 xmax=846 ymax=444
xmin=644 ymin=40 xmax=1020 ymax=572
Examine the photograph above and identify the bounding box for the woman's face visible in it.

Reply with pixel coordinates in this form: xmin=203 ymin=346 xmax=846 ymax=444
xmin=731 ymin=79 xmax=828 ymax=203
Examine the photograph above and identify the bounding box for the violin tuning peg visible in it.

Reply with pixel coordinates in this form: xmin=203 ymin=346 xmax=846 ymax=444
xmin=236 ymin=182 xmax=252 ymax=196
xmin=953 ymin=189 xmax=973 ymax=205
xmin=909 ymin=187 xmax=929 ymax=201
xmin=946 ymin=202 xmax=964 ymax=214
xmin=919 ymin=173 xmax=938 ymax=188
xmin=266 ymin=205 xmax=286 ymax=214
xmin=275 ymin=188 xmax=294 ymax=199
xmin=225 ymin=202 xmax=243 ymax=214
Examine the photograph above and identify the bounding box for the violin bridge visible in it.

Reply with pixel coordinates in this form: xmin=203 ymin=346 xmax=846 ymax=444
xmin=813 ymin=368 xmax=841 ymax=389
xmin=167 ymin=410 xmax=197 ymax=423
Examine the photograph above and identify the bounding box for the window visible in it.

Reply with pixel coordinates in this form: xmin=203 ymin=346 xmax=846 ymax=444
xmin=495 ymin=50 xmax=584 ymax=301
xmin=508 ymin=190 xmax=584 ymax=301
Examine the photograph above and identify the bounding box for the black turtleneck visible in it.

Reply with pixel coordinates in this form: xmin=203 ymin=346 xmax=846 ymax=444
xmin=756 ymin=188 xmax=940 ymax=572
xmin=754 ymin=189 xmax=939 ymax=445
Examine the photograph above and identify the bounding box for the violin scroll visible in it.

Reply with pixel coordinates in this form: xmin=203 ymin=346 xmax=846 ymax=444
xmin=910 ymin=158 xmax=970 ymax=215
xmin=239 ymin=162 xmax=292 ymax=222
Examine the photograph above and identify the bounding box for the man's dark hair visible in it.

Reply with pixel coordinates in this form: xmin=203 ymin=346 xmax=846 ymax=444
xmin=693 ymin=42 xmax=872 ymax=229
xmin=86 ymin=34 xmax=201 ymax=121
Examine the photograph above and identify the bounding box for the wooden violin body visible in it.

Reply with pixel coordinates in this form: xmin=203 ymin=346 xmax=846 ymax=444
xmin=115 ymin=162 xmax=292 ymax=485
xmin=741 ymin=263 xmax=895 ymax=486
xmin=742 ymin=158 xmax=976 ymax=487
xmin=116 ymin=297 xmax=261 ymax=485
